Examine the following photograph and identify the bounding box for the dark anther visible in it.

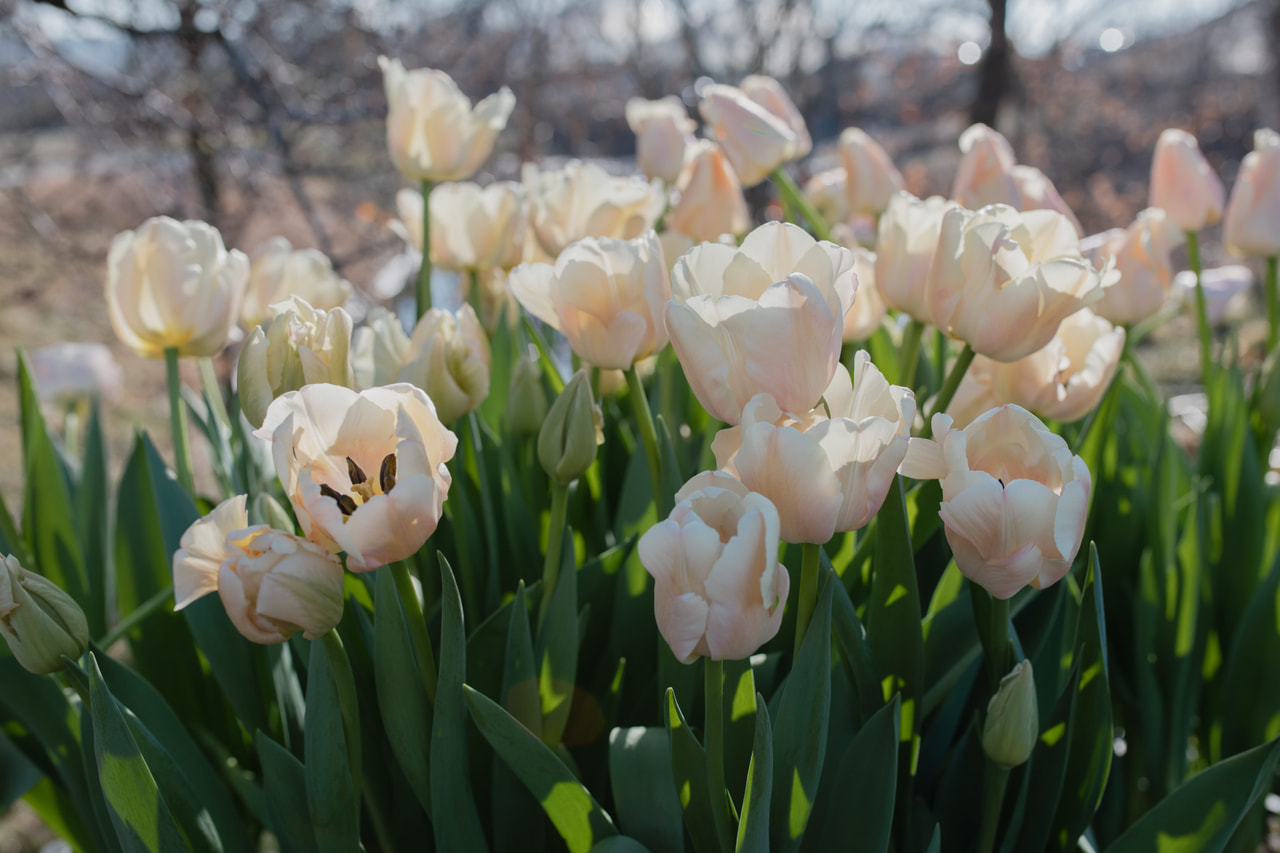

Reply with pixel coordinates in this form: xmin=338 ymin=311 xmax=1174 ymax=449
xmin=347 ymin=456 xmax=368 ymax=485
xmin=320 ymin=483 xmax=358 ymax=516
xmin=380 ymin=453 xmax=398 ymax=494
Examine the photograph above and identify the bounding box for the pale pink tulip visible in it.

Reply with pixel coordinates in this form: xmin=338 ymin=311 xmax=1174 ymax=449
xmin=666 ymin=140 xmax=750 ymax=242
xmin=1149 ymin=128 xmax=1225 ymax=232
xmin=625 ymin=96 xmax=697 ymax=183
xmin=875 ymin=192 xmax=958 ymax=323
xmin=951 ymin=124 xmax=1021 ymax=211
xmin=523 ymin=160 xmax=664 ymax=258
xmin=393 ymin=182 xmax=526 ymax=272
xmin=739 ymin=75 xmax=813 ymax=160
xmin=838 ymin=128 xmax=904 ymax=215
xmin=834 ymin=245 xmax=886 ymax=342
xmin=804 ymin=168 xmax=850 ymax=229
xmin=1012 ymin=166 xmax=1083 ymax=235
xmin=1223 ymin=128 xmax=1280 ymax=257
xmin=1084 ymin=208 xmax=1184 ymax=326
xmin=639 ymin=471 xmax=788 ymax=662
xmin=699 ymin=80 xmax=808 ymax=187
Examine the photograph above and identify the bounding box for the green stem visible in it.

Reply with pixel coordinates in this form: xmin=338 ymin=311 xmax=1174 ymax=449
xmin=922 ymin=344 xmax=976 ymax=439
xmin=1267 ymin=256 xmax=1278 ymax=352
xmin=467 ymin=267 xmax=485 ymax=322
xmin=770 ymin=167 xmax=833 ymax=242
xmin=522 ymin=316 xmax=566 ymax=395
xmin=1185 ymin=230 xmax=1212 ymax=385
xmin=900 ymin=319 xmax=925 ymax=390
xmin=976 ymin=760 xmax=1011 ymax=853
xmin=98 ymin=584 xmax=174 ymax=650
xmin=416 ymin=179 xmax=434 ymax=318
xmin=624 ymin=365 xmax=664 ymax=514
xmin=793 ymin=542 xmax=823 ymax=661
xmin=704 ymin=658 xmax=733 ymax=853
xmin=468 ymin=412 xmax=501 ymax=610
xmin=320 ymin=629 xmax=362 ymax=786
xmin=538 ymin=481 xmax=570 ymax=628
xmin=198 ymin=357 xmax=230 ymax=428
xmin=978 ymin=593 xmax=1011 ymax=693
xmin=164 ymin=347 xmax=196 ymax=496
xmin=391 ymin=561 xmax=438 ymax=704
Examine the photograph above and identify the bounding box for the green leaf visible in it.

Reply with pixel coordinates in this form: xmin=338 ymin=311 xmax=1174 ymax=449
xmin=373 ymin=567 xmax=433 ymax=816
xmin=831 ymin=580 xmax=883 ymax=723
xmin=734 ymin=695 xmax=773 ymax=853
xmin=466 ymin=685 xmax=618 ymax=853
xmin=304 ymin=638 xmax=359 ymax=853
xmin=256 ymin=732 xmax=317 ymax=853
xmin=588 ymin=838 xmax=652 ymax=853
xmin=1219 ymin=552 xmax=1280 ymax=755
xmin=535 ymin=522 xmax=579 ymax=746
xmin=609 ymin=727 xmax=683 ymax=853
xmin=1105 ymin=736 xmax=1280 ymax=853
xmin=1012 ymin=665 xmax=1080 ymax=853
xmin=665 ymin=688 xmax=719 ymax=853
xmin=494 ymin=582 xmax=544 ymax=853
xmin=86 ymin=652 xmax=191 ymax=852
xmin=812 ymin=695 xmax=900 ymax=853
xmin=0 ymin=727 xmax=40 ymax=809
xmin=76 ymin=402 xmax=110 ymax=637
xmin=431 ymin=555 xmax=489 ymax=851
xmin=769 ymin=575 xmax=834 ymax=853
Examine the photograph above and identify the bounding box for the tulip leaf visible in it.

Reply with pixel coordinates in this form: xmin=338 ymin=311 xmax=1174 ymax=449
xmin=373 ymin=567 xmax=433 ymax=816
xmin=609 ymin=726 xmax=683 ymax=853
xmin=769 ymin=574 xmax=834 ymax=853
xmin=588 ymin=837 xmax=653 ymax=853
xmin=722 ymin=656 xmax=758 ymax=808
xmin=76 ymin=402 xmax=110 ymax=637
xmin=812 ymin=694 xmax=900 ymax=853
xmin=831 ymin=579 xmax=883 ymax=724
xmin=85 ymin=652 xmax=191 ymax=853
xmin=665 ymin=687 xmax=720 ymax=853
xmin=465 ymin=684 xmax=619 ymax=853
xmin=535 ymin=522 xmax=579 ymax=746
xmin=431 ymin=555 xmax=489 ymax=851
xmin=0 ymin=728 xmax=40 ymax=810
xmin=734 ymin=694 xmax=773 ymax=853
xmin=256 ymin=732 xmax=317 ymax=853
xmin=1218 ymin=551 xmax=1280 ymax=756
xmin=1011 ymin=662 xmax=1080 ymax=852
xmin=304 ymin=638 xmax=359 ymax=853
xmin=1105 ymin=735 xmax=1280 ymax=853
xmin=494 ymin=582 xmax=544 ymax=853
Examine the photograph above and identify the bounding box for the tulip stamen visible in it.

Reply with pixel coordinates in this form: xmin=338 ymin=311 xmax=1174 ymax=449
xmin=319 ymin=483 xmax=359 ymax=517
xmin=347 ymin=457 xmax=368 ymax=486
xmin=380 ymin=453 xmax=397 ymax=494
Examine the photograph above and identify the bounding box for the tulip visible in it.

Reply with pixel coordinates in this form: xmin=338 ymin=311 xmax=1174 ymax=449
xmin=1175 ymin=265 xmax=1253 ymax=325
xmin=106 ymin=216 xmax=248 ymax=359
xmin=638 ymin=471 xmax=789 ymax=662
xmin=393 ymin=183 xmax=526 ymax=273
xmin=508 ymin=352 xmax=549 ymax=437
xmin=238 ymin=297 xmax=355 ymax=429
xmin=982 ymin=660 xmax=1039 ymax=767
xmin=351 ymin=307 xmax=411 ymax=390
xmin=28 ymin=343 xmax=123 ymax=405
xmin=710 ymin=354 xmax=914 ymax=544
xmin=0 ymin=554 xmax=88 ymax=674
xmin=396 ymin=304 xmax=491 ymax=424
xmin=1149 ymin=128 xmax=1225 ymax=233
xmin=378 ymin=56 xmax=515 ymax=183
xmin=926 ymin=205 xmax=1108 ymax=362
xmin=738 ymin=75 xmax=813 ymax=160
xmin=1223 ymin=128 xmax=1280 ymax=257
xmin=900 ymin=405 xmax=1091 ymax=600
xmin=698 ymin=81 xmax=807 ymax=187
xmin=625 ymin=96 xmax=697 ymax=184
xmin=509 ymin=230 xmax=670 ymax=370
xmin=1083 ymin=208 xmax=1184 ymax=326
xmin=951 ymin=124 xmax=1021 ymax=211
xmin=838 ymin=127 xmax=904 ymax=215
xmin=875 ymin=192 xmax=958 ymax=323
xmin=240 ymin=237 xmax=352 ymax=328
xmin=257 ymin=383 xmax=457 ymax=571
xmin=538 ymin=370 xmax=601 ymax=484
xmin=1012 ymin=165 xmax=1084 ymax=235
xmin=666 ymin=222 xmax=856 ymax=425
xmin=666 ymin=140 xmax=751 ymax=242
xmin=836 ymin=246 xmax=887 ymax=342
xmin=172 ymin=495 xmax=345 ymax=645
xmin=804 ymin=168 xmax=850 ymax=229
xmin=523 ymin=160 xmax=664 ymax=258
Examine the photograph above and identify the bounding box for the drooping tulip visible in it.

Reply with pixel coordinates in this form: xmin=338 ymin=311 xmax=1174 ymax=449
xmin=625 ymin=96 xmax=697 ymax=183
xmin=698 ymin=79 xmax=810 ymax=187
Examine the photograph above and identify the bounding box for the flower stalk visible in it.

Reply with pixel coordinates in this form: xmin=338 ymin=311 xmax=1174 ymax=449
xmin=164 ymin=347 xmax=196 ymax=496
xmin=770 ymin=166 xmax=832 ymax=242
xmin=625 ymin=364 xmax=664 ymax=513
xmin=923 ymin=344 xmax=976 ymax=438
xmin=1185 ymin=230 xmax=1212 ymax=384
xmin=793 ymin=542 xmax=823 ymax=661
xmin=705 ymin=658 xmax=733 ymax=852
xmin=416 ymin=179 xmax=434 ymax=318
xmin=538 ymin=480 xmax=570 ymax=628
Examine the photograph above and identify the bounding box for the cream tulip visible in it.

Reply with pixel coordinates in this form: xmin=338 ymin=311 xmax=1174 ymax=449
xmin=172 ymin=495 xmax=345 ymax=644
xmin=393 ymin=183 xmax=526 ymax=272
xmin=711 ymin=353 xmax=914 ymax=544
xmin=378 ymin=56 xmax=515 ymax=183
xmin=106 ymin=216 xmax=248 ymax=359
xmin=625 ymin=96 xmax=697 ymax=183
xmin=508 ymin=230 xmax=669 ymax=370
xmin=351 ymin=307 xmax=411 ymax=390
xmin=638 ymin=471 xmax=788 ymax=663
xmin=238 ymin=297 xmax=355 ymax=429
xmin=739 ymin=75 xmax=813 ymax=160
xmin=240 ymin=237 xmax=352 ymax=328
xmin=523 ymin=160 xmax=664 ymax=258
xmin=1149 ymin=128 xmax=1225 ymax=233
xmin=804 ymin=168 xmax=850 ymax=229
xmin=1012 ymin=166 xmax=1084 ymax=235
xmin=900 ymin=406 xmax=1091 ymax=600
xmin=875 ymin=192 xmax=958 ymax=323
xmin=666 ymin=222 xmax=856 ymax=424
xmin=836 ymin=245 xmax=887 ymax=343
xmin=838 ymin=128 xmax=904 ymax=216
xmin=666 ymin=140 xmax=751 ymax=242
xmin=951 ymin=124 xmax=1021 ymax=211
xmin=28 ymin=343 xmax=123 ymax=405
xmin=1223 ymin=128 xmax=1280 ymax=257
xmin=698 ymin=81 xmax=808 ymax=187
xmin=926 ymin=205 xmax=1107 ymax=362
xmin=256 ymin=383 xmax=457 ymax=571
xmin=1083 ymin=208 xmax=1184 ymax=326
xmin=397 ymin=305 xmax=491 ymax=424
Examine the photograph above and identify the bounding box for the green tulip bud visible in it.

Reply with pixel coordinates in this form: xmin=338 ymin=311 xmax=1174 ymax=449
xmin=538 ymin=369 xmax=601 ymax=484
xmin=508 ymin=353 xmax=549 ymax=438
xmin=0 ymin=554 xmax=89 ymax=674
xmin=982 ymin=659 xmax=1039 ymax=767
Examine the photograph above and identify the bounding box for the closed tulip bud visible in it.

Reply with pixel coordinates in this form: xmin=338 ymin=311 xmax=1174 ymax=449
xmin=698 ymin=82 xmax=806 ymax=187
xmin=1083 ymin=208 xmax=1184 ymax=326
xmin=625 ymin=96 xmax=697 ymax=184
xmin=982 ymin=660 xmax=1039 ymax=767
xmin=876 ymin=192 xmax=958 ymax=323
xmin=524 ymin=160 xmax=664 ymax=258
xmin=1150 ymin=129 xmax=1225 ymax=232
xmin=666 ymin=140 xmax=751 ymax=242
xmin=106 ymin=216 xmax=248 ymax=359
xmin=351 ymin=307 xmax=412 ymax=390
xmin=804 ymin=168 xmax=850 ymax=229
xmin=639 ymin=471 xmax=788 ymax=662
xmin=508 ymin=352 xmax=549 ymax=437
xmin=952 ymin=124 xmax=1021 ymax=210
xmin=396 ymin=305 xmax=491 ymax=424
xmin=1012 ymin=165 xmax=1084 ymax=235
xmin=378 ymin=56 xmax=515 ymax=183
xmin=838 ymin=128 xmax=904 ymax=216
xmin=0 ymin=555 xmax=89 ymax=674
xmin=173 ymin=496 xmax=345 ymax=645
xmin=238 ymin=297 xmax=355 ymax=429
xmin=1223 ymin=128 xmax=1280 ymax=257
xmin=538 ymin=370 xmax=601 ymax=484
xmin=240 ymin=238 xmax=352 ymax=328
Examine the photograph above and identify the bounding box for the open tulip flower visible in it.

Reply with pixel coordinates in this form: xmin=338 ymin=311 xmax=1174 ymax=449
xmin=901 ymin=405 xmax=1091 ymax=600
xmin=666 ymin=221 xmax=857 ymax=424
xmin=257 ymin=383 xmax=457 ymax=571
xmin=523 ymin=160 xmax=664 ymax=258
xmin=1083 ymin=207 xmax=1184 ymax=326
xmin=240 ymin=237 xmax=352 ymax=329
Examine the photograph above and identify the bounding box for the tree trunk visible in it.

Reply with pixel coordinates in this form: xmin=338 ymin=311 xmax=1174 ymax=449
xmin=970 ymin=0 xmax=1010 ymax=128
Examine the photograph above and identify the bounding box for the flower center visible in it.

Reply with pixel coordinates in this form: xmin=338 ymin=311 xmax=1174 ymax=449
xmin=320 ymin=454 xmax=398 ymax=517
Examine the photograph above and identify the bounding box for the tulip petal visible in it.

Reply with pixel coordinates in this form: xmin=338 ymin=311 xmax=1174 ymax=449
xmin=703 ymin=506 xmax=785 ymax=660
xmin=173 ymin=495 xmax=248 ymax=611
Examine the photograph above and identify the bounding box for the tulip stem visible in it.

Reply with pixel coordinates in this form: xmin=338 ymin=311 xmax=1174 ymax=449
xmin=793 ymin=542 xmax=823 ymax=662
xmin=416 ymin=179 xmax=434 ymax=319
xmin=198 ymin=357 xmax=230 ymax=428
xmin=1267 ymin=256 xmax=1278 ymax=351
xmin=468 ymin=412 xmax=502 ymax=609
xmin=704 ymin=657 xmax=734 ymax=853
xmin=770 ymin=167 xmax=833 ymax=243
xmin=522 ymin=316 xmax=566 ymax=394
xmin=625 ymin=364 xmax=665 ymax=514
xmin=1185 ymin=230 xmax=1213 ymax=386
xmin=900 ymin=319 xmax=925 ymax=390
xmin=923 ymin=344 xmax=976 ymax=438
xmin=320 ymin=628 xmax=362 ymax=788
xmin=973 ymin=589 xmax=1011 ymax=693
xmin=164 ymin=347 xmax=196 ymax=496
xmin=391 ymin=561 xmax=438 ymax=704
xmin=538 ymin=481 xmax=570 ymax=628
xmin=976 ymin=759 xmax=1011 ymax=853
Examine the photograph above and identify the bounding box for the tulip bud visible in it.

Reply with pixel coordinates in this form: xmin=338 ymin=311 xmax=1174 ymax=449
xmin=250 ymin=492 xmax=295 ymax=532
xmin=1149 ymin=128 xmax=1225 ymax=233
xmin=982 ymin=660 xmax=1039 ymax=767
xmin=508 ymin=353 xmax=549 ymax=437
xmin=538 ymin=370 xmax=600 ymax=484
xmin=0 ymin=555 xmax=89 ymax=674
